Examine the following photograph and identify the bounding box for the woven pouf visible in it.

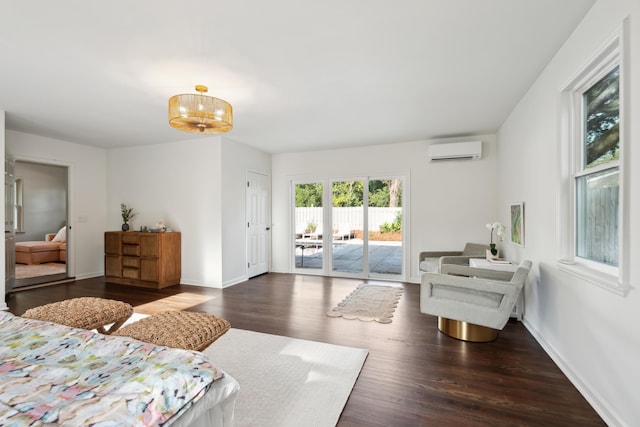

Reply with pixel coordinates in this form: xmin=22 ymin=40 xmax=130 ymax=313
xmin=22 ymin=297 xmax=133 ymax=334
xmin=113 ymin=311 xmax=231 ymax=351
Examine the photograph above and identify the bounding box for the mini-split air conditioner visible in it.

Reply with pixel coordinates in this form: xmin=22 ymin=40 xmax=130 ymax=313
xmin=428 ymin=140 xmax=482 ymax=161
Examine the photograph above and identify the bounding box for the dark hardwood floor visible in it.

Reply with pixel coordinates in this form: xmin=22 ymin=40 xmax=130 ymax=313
xmin=6 ymin=273 xmax=605 ymax=427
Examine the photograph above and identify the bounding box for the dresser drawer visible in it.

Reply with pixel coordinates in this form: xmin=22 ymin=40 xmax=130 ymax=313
xmin=122 ymin=244 xmax=140 ymax=256
xmin=122 ymin=256 xmax=140 ymax=268
xmin=104 ymin=233 xmax=121 ymax=255
xmin=122 ymin=233 xmax=139 ymax=244
xmin=105 ymin=255 xmax=121 ymax=277
xmin=122 ymin=267 xmax=140 ymax=279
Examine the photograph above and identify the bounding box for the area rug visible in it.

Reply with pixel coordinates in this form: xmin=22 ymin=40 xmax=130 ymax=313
xmin=15 ymin=262 xmax=65 ymax=279
xmin=327 ymin=283 xmax=403 ymax=323
xmin=204 ymin=329 xmax=368 ymax=427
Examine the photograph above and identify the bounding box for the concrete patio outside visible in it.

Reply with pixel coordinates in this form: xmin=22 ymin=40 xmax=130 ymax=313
xmin=295 ymin=240 xmax=402 ymax=275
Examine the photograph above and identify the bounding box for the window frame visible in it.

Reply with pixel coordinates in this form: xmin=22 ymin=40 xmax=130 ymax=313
xmin=557 ymin=23 xmax=630 ymax=296
xmin=14 ymin=177 xmax=24 ymax=232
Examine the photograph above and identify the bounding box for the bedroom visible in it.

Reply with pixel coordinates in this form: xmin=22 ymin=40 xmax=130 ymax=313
xmin=1 ymin=0 xmax=639 ymax=425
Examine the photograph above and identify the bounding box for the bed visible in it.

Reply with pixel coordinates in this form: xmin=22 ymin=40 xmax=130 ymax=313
xmin=0 ymin=311 xmax=239 ymax=426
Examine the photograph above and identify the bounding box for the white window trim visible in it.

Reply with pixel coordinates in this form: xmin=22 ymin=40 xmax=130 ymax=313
xmin=557 ymin=20 xmax=630 ymax=297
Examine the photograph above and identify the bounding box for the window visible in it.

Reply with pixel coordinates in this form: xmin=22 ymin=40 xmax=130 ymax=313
xmin=575 ymin=66 xmax=619 ymax=266
xmin=14 ymin=178 xmax=24 ymax=232
xmin=558 ymin=26 xmax=629 ymax=296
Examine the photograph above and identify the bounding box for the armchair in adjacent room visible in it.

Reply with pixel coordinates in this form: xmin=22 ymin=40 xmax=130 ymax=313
xmin=418 ymin=242 xmax=489 ymax=273
xmin=420 ymin=260 xmax=532 ymax=342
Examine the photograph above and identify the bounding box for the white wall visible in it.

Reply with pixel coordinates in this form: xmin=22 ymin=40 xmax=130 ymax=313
xmin=6 ymin=130 xmax=108 ymax=280
xmin=271 ymin=135 xmax=499 ymax=281
xmin=2 ymin=130 xmax=270 ymax=290
xmin=107 ymin=137 xmax=270 ymax=288
xmin=497 ymin=0 xmax=640 ymax=425
xmin=221 ymin=138 xmax=271 ymax=287
xmin=107 ymin=137 xmax=224 ymax=287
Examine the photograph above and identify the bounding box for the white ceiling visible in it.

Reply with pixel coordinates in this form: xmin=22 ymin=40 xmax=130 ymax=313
xmin=0 ymin=0 xmax=594 ymax=154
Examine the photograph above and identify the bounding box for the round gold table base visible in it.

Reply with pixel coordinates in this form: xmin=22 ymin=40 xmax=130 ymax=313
xmin=438 ymin=317 xmax=498 ymax=342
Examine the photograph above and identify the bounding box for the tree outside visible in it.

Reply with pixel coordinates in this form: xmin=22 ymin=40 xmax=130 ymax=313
xmin=295 ymin=183 xmax=323 ymax=207
xmin=584 ymin=66 xmax=619 ymax=167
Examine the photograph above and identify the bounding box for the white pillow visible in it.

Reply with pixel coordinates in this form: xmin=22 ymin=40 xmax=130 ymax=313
xmin=52 ymin=226 xmax=66 ymax=242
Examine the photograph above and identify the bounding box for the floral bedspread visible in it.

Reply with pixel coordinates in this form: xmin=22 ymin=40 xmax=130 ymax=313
xmin=0 ymin=311 xmax=224 ymax=426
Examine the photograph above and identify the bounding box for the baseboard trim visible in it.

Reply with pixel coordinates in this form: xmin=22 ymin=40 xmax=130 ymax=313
xmin=9 ymin=277 xmax=76 ymax=293
xmin=75 ymin=272 xmax=103 ymax=280
xmin=522 ymin=318 xmax=624 ymax=427
xmin=223 ymin=275 xmax=249 ymax=288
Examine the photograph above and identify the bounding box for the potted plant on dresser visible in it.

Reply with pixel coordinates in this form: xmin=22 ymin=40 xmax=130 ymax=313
xmin=120 ymin=203 xmax=136 ymax=231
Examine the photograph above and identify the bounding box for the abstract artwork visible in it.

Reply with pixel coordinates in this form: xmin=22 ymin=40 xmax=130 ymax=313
xmin=510 ymin=202 xmax=524 ymax=247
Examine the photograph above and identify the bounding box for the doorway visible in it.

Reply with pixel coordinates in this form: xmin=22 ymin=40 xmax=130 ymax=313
xmin=12 ymin=161 xmax=69 ymax=288
xmin=293 ymin=176 xmax=405 ymax=280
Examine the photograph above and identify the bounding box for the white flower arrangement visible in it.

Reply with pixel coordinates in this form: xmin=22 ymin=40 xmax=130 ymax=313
xmin=486 ymin=221 xmax=505 ymax=255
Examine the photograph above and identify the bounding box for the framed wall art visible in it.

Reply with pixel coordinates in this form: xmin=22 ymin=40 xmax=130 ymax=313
xmin=510 ymin=202 xmax=524 ymax=247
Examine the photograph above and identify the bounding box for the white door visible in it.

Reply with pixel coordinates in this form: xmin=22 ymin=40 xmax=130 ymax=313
xmin=247 ymin=171 xmax=270 ymax=277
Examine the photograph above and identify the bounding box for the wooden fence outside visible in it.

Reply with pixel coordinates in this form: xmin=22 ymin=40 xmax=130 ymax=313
xmin=577 ymin=186 xmax=618 ymax=266
xmin=295 ymin=207 xmax=401 ymax=234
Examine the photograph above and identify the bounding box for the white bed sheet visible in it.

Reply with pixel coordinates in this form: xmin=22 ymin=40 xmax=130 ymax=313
xmin=171 ymin=372 xmax=240 ymax=427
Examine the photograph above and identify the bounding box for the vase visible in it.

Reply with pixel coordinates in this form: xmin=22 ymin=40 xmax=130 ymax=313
xmin=486 ymin=249 xmax=499 ymax=260
xmin=122 ymin=223 xmax=129 ymax=232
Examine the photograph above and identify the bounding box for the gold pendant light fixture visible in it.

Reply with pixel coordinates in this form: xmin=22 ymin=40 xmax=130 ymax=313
xmin=168 ymin=85 xmax=233 ymax=134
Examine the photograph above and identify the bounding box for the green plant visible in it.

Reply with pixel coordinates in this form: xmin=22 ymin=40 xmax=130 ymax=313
xmin=380 ymin=213 xmax=402 ymax=233
xmin=120 ymin=203 xmax=136 ymax=224
xmin=306 ymin=221 xmax=317 ymax=233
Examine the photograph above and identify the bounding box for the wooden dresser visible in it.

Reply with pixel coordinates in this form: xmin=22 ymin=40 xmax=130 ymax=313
xmin=105 ymin=231 xmax=181 ymax=289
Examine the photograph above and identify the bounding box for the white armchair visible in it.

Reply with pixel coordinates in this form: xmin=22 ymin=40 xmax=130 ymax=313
xmin=418 ymin=242 xmax=489 ymax=273
xmin=420 ymin=260 xmax=532 ymax=342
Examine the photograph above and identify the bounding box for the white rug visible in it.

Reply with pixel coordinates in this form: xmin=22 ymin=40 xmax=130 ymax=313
xmin=327 ymin=283 xmax=404 ymax=323
xmin=204 ymin=328 xmax=368 ymax=427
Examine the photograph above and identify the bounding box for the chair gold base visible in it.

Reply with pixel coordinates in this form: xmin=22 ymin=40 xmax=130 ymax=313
xmin=437 ymin=317 xmax=498 ymax=342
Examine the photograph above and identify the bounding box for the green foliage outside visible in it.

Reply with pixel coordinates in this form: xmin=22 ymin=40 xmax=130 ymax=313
xmin=295 ymin=180 xmax=402 ymax=208
xmin=368 ymin=181 xmax=388 ymax=207
xmin=332 ymin=181 xmax=364 ymax=207
xmin=369 ymin=179 xmax=402 ymax=207
xmin=295 ymin=183 xmax=323 ymax=207
xmin=380 ymin=213 xmax=402 ymax=233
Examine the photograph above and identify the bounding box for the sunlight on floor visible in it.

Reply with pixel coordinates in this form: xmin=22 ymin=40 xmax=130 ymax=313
xmin=134 ymin=292 xmax=215 ymax=314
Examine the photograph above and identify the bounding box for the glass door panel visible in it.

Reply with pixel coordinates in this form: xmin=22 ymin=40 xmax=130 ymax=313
xmin=293 ymin=182 xmax=323 ymax=271
xmin=368 ymin=178 xmax=403 ymax=276
xmin=331 ymin=180 xmax=364 ymax=274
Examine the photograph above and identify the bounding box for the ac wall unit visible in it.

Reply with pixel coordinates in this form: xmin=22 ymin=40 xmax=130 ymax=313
xmin=428 ymin=140 xmax=482 ymax=161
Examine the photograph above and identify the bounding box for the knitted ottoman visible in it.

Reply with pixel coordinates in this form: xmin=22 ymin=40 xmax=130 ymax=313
xmin=113 ymin=311 xmax=231 ymax=351
xmin=22 ymin=297 xmax=133 ymax=334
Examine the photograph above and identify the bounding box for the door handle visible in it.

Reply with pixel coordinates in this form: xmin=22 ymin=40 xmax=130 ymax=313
xmin=266 ymin=227 xmax=271 ymax=231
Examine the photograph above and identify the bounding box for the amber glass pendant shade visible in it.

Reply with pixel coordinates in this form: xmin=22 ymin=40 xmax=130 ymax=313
xmin=168 ymin=85 xmax=233 ymax=134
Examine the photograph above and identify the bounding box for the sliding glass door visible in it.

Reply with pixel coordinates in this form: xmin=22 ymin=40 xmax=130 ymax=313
xmin=293 ymin=176 xmax=405 ymax=279
xmin=293 ymin=182 xmax=323 ymax=271
xmin=367 ymin=178 xmax=403 ymax=276
xmin=331 ymin=180 xmax=364 ymax=275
